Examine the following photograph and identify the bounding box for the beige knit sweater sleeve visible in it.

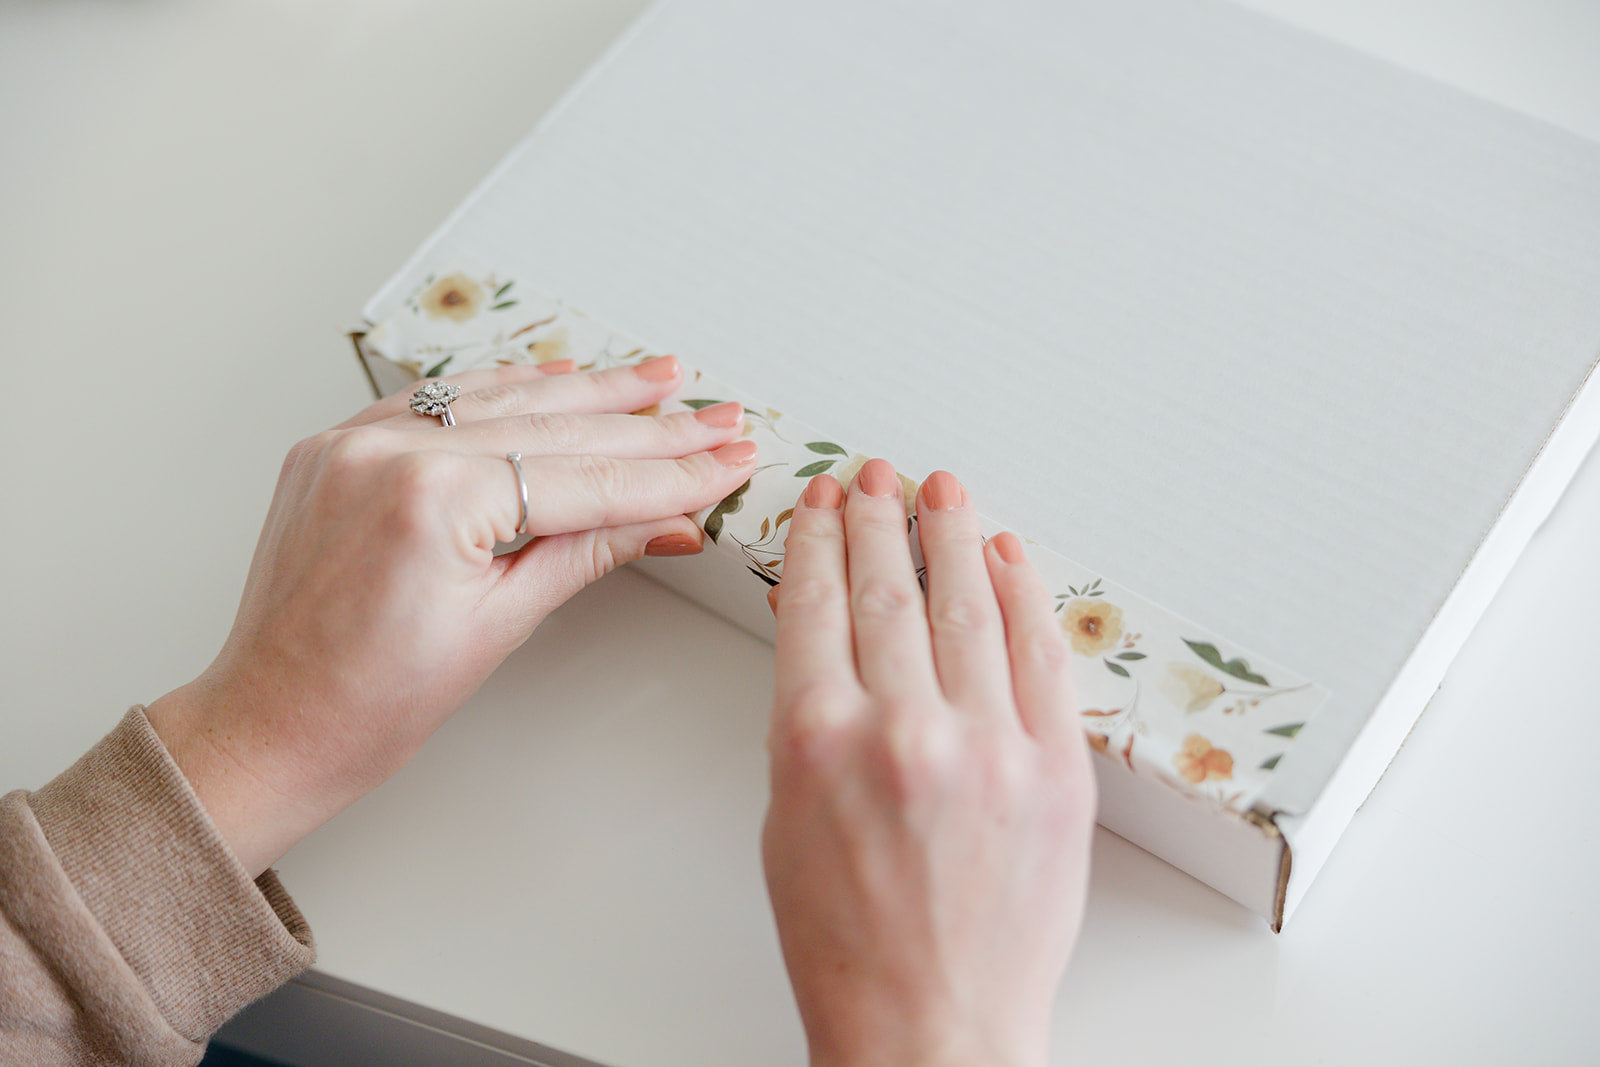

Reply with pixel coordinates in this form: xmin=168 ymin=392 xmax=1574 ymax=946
xmin=0 ymin=707 xmax=315 ymax=1065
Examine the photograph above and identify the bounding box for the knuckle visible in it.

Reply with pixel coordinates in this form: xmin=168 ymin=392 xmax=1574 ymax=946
xmin=662 ymin=409 xmax=701 ymax=437
xmin=464 ymin=382 xmax=522 ymax=417
xmin=574 ymin=452 xmax=628 ymax=495
xmin=853 ymin=509 xmax=910 ymax=536
xmin=768 ymin=714 xmax=830 ymax=764
xmin=930 ymin=594 xmax=994 ymax=635
xmin=322 ymin=425 xmax=387 ymax=465
xmin=852 ymin=578 xmax=921 ymax=622
xmin=299 ymin=426 xmax=388 ymax=486
xmin=778 ymin=576 xmax=841 ymax=611
xmin=574 ymin=453 xmax=649 ymax=527
xmin=381 ymin=450 xmax=455 ymax=531
xmin=672 ymin=452 xmax=734 ymax=507
xmin=985 ymin=743 xmax=1035 ymax=803
xmin=782 ymin=523 xmax=839 ymax=555
xmin=876 ymin=696 xmax=929 ymax=740
xmin=873 ymin=711 xmax=959 ymax=800
xmin=1018 ymin=629 xmax=1071 ymax=674
xmin=588 ymin=536 xmax=620 ymax=582
xmin=942 ymin=731 xmax=1036 ymax=813
xmin=927 ymin=525 xmax=985 ymax=553
xmin=770 ymin=684 xmax=859 ymax=766
xmin=676 ymin=451 xmax=717 ymax=483
xmin=786 ymin=680 xmax=858 ymax=724
xmin=282 ymin=428 xmax=339 ymax=473
xmin=525 ymin=411 xmax=583 ymax=455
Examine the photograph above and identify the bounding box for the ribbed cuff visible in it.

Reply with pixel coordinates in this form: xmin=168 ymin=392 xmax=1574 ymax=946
xmin=29 ymin=706 xmax=315 ymax=1043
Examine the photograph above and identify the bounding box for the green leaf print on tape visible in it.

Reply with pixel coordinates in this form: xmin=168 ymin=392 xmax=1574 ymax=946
xmin=795 ymin=459 xmax=837 ymax=478
xmin=1183 ymin=639 xmax=1270 ymax=687
xmin=704 ymin=479 xmax=753 ymax=544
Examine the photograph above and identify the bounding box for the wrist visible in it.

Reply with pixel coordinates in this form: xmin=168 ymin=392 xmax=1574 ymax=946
xmin=803 ymin=1012 xmax=1049 ymax=1067
xmin=810 ymin=1040 xmax=1046 ymax=1067
xmin=145 ymin=682 xmax=329 ymax=878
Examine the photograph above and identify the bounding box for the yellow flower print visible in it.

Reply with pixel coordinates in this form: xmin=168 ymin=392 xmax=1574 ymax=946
xmin=1159 ymin=663 xmax=1226 ymax=713
xmin=419 ymin=273 xmax=485 ymax=322
xmin=527 ymin=326 xmax=570 ymax=364
xmin=1060 ymin=597 xmax=1124 ymax=657
xmin=834 ymin=454 xmax=866 ymax=488
xmin=1175 ymin=734 xmax=1234 ymax=784
xmin=832 ymin=454 xmax=919 ymax=517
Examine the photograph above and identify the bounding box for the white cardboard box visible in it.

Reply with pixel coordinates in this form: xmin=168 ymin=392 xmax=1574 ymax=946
xmin=355 ymin=0 xmax=1600 ymax=929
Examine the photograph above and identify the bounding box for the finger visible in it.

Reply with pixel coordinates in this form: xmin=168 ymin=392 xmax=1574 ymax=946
xmin=336 ymin=361 xmax=575 ymax=429
xmin=485 ymin=513 xmax=704 ymax=631
xmin=405 ymin=402 xmax=744 ymax=461
xmin=844 ymin=459 xmax=939 ymax=698
xmin=985 ymin=532 xmax=1083 ymax=756
xmin=411 ymin=355 xmax=686 ymax=426
xmin=464 ymin=441 xmax=758 ymax=546
xmin=916 ymin=471 xmax=1013 ymax=713
xmin=773 ymin=475 xmax=858 ymax=709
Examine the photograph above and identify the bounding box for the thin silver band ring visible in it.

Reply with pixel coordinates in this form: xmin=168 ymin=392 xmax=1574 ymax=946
xmin=506 ymin=452 xmax=530 ymax=536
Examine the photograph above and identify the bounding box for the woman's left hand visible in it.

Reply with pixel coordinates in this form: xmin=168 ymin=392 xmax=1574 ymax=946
xmin=761 ymin=463 xmax=1095 ymax=1067
xmin=147 ymin=355 xmax=754 ymax=876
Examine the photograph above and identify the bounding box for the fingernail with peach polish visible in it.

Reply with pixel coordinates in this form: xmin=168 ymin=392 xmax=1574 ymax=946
xmin=634 ymin=354 xmax=680 ymax=382
xmin=712 ymin=440 xmax=758 ymax=468
xmin=920 ymin=470 xmax=962 ymax=511
xmin=992 ymin=531 xmax=1026 ymax=565
xmin=804 ymin=474 xmax=843 ymax=509
xmin=692 ymin=400 xmax=744 ymax=429
xmin=645 ymin=532 xmax=703 ymax=557
xmin=540 ymin=359 xmax=577 ymax=375
xmin=856 ymin=458 xmax=898 ymax=498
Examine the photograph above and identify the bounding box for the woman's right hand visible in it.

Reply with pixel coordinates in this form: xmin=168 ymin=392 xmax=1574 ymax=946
xmin=148 ymin=355 xmax=755 ymax=878
xmin=763 ymin=461 xmax=1097 ymax=1067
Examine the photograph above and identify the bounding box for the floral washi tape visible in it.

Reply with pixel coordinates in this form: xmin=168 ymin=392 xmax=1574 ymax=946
xmin=366 ymin=270 xmax=1329 ymax=815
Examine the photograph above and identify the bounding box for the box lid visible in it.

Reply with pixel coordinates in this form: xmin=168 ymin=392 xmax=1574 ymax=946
xmin=366 ymin=0 xmax=1600 ymax=824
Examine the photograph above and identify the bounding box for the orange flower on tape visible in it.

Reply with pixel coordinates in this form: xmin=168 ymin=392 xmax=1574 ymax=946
xmin=419 ymin=273 xmax=485 ymax=322
xmin=1060 ymin=597 xmax=1124 ymax=657
xmin=527 ymin=326 xmax=570 ymax=364
xmin=1175 ymin=734 xmax=1234 ymax=784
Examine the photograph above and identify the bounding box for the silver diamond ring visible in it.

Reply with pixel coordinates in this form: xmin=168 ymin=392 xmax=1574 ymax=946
xmin=410 ymin=381 xmax=461 ymax=427
xmin=506 ymin=452 xmax=530 ymax=535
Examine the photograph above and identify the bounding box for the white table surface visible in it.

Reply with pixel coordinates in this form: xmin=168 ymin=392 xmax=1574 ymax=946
xmin=3 ymin=2 xmax=1597 ymax=1064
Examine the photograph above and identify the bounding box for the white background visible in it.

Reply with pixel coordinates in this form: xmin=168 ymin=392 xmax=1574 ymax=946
xmin=2 ymin=2 xmax=1597 ymax=1064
